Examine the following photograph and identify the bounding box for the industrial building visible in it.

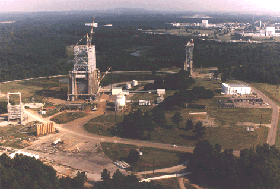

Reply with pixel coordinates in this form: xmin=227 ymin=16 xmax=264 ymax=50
xmin=184 ymin=39 xmax=194 ymax=76
xmin=115 ymin=93 xmax=126 ymax=111
xmin=68 ymin=18 xmax=100 ymax=101
xmin=7 ymin=92 xmax=24 ymax=123
xmin=221 ymin=83 xmax=251 ymax=95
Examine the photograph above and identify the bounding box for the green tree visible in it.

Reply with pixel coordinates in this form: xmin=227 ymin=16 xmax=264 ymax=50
xmin=213 ymin=70 xmax=219 ymax=80
xmin=221 ymin=73 xmax=228 ymax=83
xmin=101 ymin=169 xmax=111 ymax=185
xmin=151 ymin=106 xmax=166 ymax=127
xmin=127 ymin=149 xmax=140 ymax=165
xmin=193 ymin=121 xmax=206 ymax=139
xmin=112 ymin=169 xmax=125 ymax=186
xmin=171 ymin=112 xmax=183 ymax=128
xmin=72 ymin=171 xmax=87 ymax=189
xmin=186 ymin=119 xmax=193 ymax=131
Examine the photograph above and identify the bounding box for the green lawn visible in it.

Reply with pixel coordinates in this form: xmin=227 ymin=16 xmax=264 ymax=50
xmin=84 ymin=76 xmax=272 ymax=150
xmin=249 ymin=82 xmax=280 ymax=148
xmin=50 ymin=112 xmax=88 ymax=124
xmin=207 ymin=126 xmax=268 ymax=150
xmin=101 ymin=142 xmax=191 ymax=171
xmin=250 ymin=82 xmax=280 ymax=106
xmin=0 ymin=76 xmax=68 ymax=103
xmin=84 ymin=114 xmax=125 ymax=137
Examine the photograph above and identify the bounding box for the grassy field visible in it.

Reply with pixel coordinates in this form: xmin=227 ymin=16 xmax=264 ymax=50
xmin=275 ymin=113 xmax=280 ymax=147
xmin=50 ymin=112 xmax=88 ymax=124
xmin=84 ymin=76 xmax=271 ymax=150
xmin=0 ymin=76 xmax=68 ymax=103
xmin=101 ymin=142 xmax=191 ymax=171
xmin=249 ymin=82 xmax=280 ymax=148
xmin=250 ymin=82 xmax=280 ymax=106
xmin=0 ymin=123 xmax=38 ymax=149
xmin=84 ymin=114 xmax=125 ymax=137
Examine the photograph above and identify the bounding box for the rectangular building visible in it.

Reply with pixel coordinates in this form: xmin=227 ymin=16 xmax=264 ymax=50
xmin=222 ymin=83 xmax=251 ymax=95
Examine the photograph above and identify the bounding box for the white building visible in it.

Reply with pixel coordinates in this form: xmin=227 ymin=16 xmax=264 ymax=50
xmin=112 ymin=87 xmax=122 ymax=95
xmin=139 ymin=100 xmax=151 ymax=106
xmin=202 ymin=20 xmax=208 ymax=27
xmin=266 ymin=26 xmax=275 ymax=36
xmin=221 ymin=83 xmax=251 ymax=95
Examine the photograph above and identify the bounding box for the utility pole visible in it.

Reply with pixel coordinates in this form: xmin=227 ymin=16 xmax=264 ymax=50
xmin=153 ymin=157 xmax=154 ymax=175
xmin=111 ymin=68 xmax=113 ymax=95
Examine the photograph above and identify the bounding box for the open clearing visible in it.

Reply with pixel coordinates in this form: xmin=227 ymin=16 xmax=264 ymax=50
xmin=101 ymin=142 xmax=191 ymax=171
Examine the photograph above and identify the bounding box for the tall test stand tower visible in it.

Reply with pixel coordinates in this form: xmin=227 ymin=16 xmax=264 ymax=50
xmin=184 ymin=39 xmax=194 ymax=76
xmin=68 ymin=18 xmax=100 ymax=101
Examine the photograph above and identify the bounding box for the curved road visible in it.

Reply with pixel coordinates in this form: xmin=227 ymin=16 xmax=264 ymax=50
xmin=5 ymin=75 xmax=278 ymax=154
xmin=58 ymin=112 xmax=194 ymax=153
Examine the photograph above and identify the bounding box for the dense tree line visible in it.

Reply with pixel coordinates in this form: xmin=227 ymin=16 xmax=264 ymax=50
xmin=189 ymin=141 xmax=280 ymax=189
xmin=116 ymin=109 xmax=156 ymax=139
xmin=96 ymin=168 xmax=174 ymax=189
xmin=144 ymin=70 xmax=195 ymax=90
xmin=0 ymin=153 xmax=87 ymax=189
xmin=194 ymin=41 xmax=280 ymax=84
xmin=158 ymin=86 xmax=214 ymax=110
xmin=2 ymin=13 xmax=280 ymax=85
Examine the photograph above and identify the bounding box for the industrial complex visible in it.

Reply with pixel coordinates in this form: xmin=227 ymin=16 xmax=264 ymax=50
xmin=1 ymin=15 xmax=280 ymax=189
xmin=68 ymin=18 xmax=100 ymax=102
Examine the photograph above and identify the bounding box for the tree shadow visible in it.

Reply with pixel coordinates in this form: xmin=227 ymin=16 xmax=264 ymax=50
xmin=179 ymin=134 xmax=197 ymax=140
xmin=214 ymin=89 xmax=222 ymax=93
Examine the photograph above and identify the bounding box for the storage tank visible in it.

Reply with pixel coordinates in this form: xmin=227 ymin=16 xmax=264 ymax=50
xmin=115 ymin=93 xmax=126 ymax=111
xmin=126 ymin=83 xmax=132 ymax=89
xmin=132 ymin=80 xmax=138 ymax=87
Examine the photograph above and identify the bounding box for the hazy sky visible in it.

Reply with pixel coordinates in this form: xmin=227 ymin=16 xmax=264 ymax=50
xmin=1 ymin=0 xmax=279 ymax=13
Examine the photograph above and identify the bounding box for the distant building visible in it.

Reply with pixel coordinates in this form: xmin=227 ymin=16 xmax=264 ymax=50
xmin=266 ymin=26 xmax=275 ymax=36
xmin=202 ymin=20 xmax=208 ymax=27
xmin=139 ymin=100 xmax=151 ymax=106
xmin=221 ymin=83 xmax=251 ymax=95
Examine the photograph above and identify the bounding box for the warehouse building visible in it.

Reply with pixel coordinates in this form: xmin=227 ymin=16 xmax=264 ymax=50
xmin=222 ymin=83 xmax=251 ymax=95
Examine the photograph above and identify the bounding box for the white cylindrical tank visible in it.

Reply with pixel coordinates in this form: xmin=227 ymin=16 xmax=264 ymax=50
xmin=126 ymin=83 xmax=132 ymax=89
xmin=132 ymin=80 xmax=138 ymax=87
xmin=115 ymin=93 xmax=126 ymax=110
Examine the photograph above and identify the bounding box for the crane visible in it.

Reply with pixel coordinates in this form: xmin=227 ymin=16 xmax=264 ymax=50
xmin=75 ymin=17 xmax=98 ymax=46
xmin=99 ymin=67 xmax=112 ymax=82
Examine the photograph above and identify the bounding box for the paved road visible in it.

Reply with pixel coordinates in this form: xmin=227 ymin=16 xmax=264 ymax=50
xmin=58 ymin=112 xmax=194 ymax=153
xmin=136 ymin=161 xmax=188 ymax=175
xmin=250 ymin=86 xmax=279 ymax=145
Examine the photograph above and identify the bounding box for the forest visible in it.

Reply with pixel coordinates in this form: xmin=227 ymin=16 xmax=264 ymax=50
xmin=0 ymin=153 xmax=87 ymax=189
xmin=1 ymin=13 xmax=280 ymax=85
xmin=189 ymin=141 xmax=280 ymax=189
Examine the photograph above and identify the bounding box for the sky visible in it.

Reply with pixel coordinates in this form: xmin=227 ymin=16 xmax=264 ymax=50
xmin=0 ymin=0 xmax=279 ymax=14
